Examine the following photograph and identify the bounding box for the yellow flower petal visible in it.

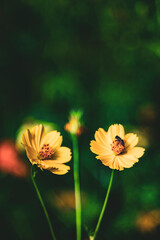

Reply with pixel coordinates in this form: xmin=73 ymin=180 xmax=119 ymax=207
xmin=108 ymin=124 xmax=125 ymax=141
xmin=90 ymin=140 xmax=112 ymax=156
xmin=47 ymin=162 xmax=70 ymax=175
xmin=52 ymin=147 xmax=72 ymax=163
xmin=22 ymin=129 xmax=37 ymax=152
xmin=115 ymin=156 xmax=131 ymax=169
xmin=127 ymin=147 xmax=145 ymax=158
xmin=28 ymin=129 xmax=38 ymax=152
xmin=40 ymin=131 xmax=62 ymax=150
xmin=95 ymin=128 xmax=112 ymax=147
xmin=24 ymin=145 xmax=37 ymax=162
xmin=118 ymin=154 xmax=138 ymax=168
xmin=22 ymin=130 xmax=32 ymax=148
xmin=96 ymin=154 xmax=115 ymax=164
xmin=96 ymin=154 xmax=124 ymax=170
xmin=39 ymin=161 xmax=70 ymax=171
xmin=115 ymin=158 xmax=124 ymax=171
xmin=50 ymin=169 xmax=69 ymax=175
xmin=111 ymin=157 xmax=121 ymax=170
xmin=31 ymin=124 xmax=45 ymax=152
xmin=107 ymin=157 xmax=120 ymax=170
xmin=124 ymin=133 xmax=138 ymax=150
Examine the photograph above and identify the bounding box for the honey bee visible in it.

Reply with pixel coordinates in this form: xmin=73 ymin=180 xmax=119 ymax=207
xmin=115 ymin=135 xmax=124 ymax=147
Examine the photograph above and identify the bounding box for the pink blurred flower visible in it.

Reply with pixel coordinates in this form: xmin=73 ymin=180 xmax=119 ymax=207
xmin=0 ymin=140 xmax=28 ymax=177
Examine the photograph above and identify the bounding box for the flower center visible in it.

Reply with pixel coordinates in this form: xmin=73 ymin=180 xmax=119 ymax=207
xmin=38 ymin=144 xmax=54 ymax=160
xmin=111 ymin=136 xmax=125 ymax=155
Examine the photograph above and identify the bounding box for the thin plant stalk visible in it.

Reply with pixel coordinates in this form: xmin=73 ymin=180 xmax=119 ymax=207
xmin=71 ymin=134 xmax=81 ymax=240
xmin=31 ymin=166 xmax=56 ymax=240
xmin=92 ymin=169 xmax=114 ymax=240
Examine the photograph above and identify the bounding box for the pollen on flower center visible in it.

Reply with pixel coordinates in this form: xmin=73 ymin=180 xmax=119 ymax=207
xmin=38 ymin=144 xmax=54 ymax=160
xmin=111 ymin=136 xmax=125 ymax=155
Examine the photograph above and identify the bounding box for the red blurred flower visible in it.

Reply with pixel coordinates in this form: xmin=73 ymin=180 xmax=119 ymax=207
xmin=0 ymin=140 xmax=28 ymax=177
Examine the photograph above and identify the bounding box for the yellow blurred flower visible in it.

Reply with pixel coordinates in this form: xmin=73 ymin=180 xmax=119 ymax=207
xmin=90 ymin=124 xmax=145 ymax=171
xmin=65 ymin=110 xmax=83 ymax=136
xmin=131 ymin=127 xmax=149 ymax=147
xmin=51 ymin=190 xmax=86 ymax=212
xmin=136 ymin=210 xmax=160 ymax=233
xmin=22 ymin=124 xmax=71 ymax=175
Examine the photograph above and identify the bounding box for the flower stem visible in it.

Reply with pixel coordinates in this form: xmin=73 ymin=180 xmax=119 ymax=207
xmin=71 ymin=134 xmax=81 ymax=240
xmin=31 ymin=166 xmax=56 ymax=240
xmin=92 ymin=169 xmax=114 ymax=240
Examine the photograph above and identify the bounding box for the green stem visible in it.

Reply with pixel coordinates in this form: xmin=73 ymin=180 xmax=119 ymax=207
xmin=71 ymin=134 xmax=81 ymax=240
xmin=92 ymin=169 xmax=114 ymax=240
xmin=31 ymin=166 xmax=56 ymax=240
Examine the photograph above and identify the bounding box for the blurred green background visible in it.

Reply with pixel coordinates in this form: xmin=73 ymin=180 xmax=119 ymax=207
xmin=0 ymin=0 xmax=160 ymax=239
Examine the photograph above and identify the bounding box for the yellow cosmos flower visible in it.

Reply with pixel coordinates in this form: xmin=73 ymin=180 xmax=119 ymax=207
xmin=16 ymin=120 xmax=57 ymax=152
xmin=22 ymin=124 xmax=71 ymax=175
xmin=90 ymin=124 xmax=145 ymax=170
